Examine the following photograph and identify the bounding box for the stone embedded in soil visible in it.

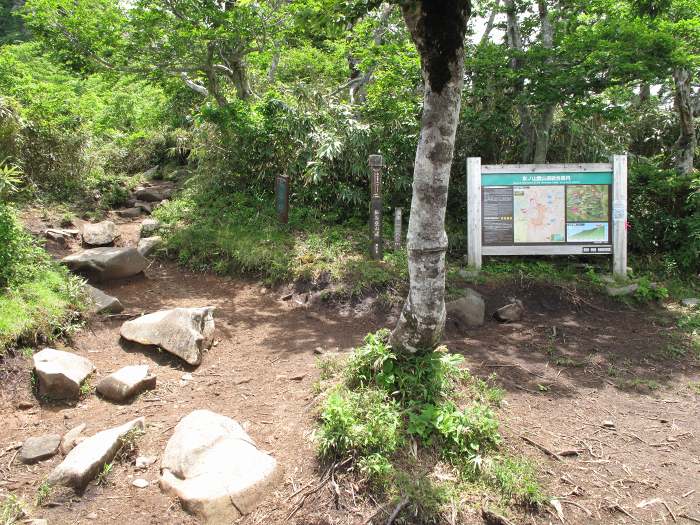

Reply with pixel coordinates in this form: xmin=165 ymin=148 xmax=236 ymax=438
xmin=605 ymin=283 xmax=639 ymax=297
xmin=140 ymin=218 xmax=162 ymax=238
xmin=81 ymin=221 xmax=118 ymax=247
xmin=134 ymin=200 xmax=153 ymax=214
xmin=84 ymin=284 xmax=124 ymax=315
xmin=20 ymin=434 xmax=61 ymax=463
xmin=137 ymin=236 xmax=162 ymax=257
xmin=60 ymin=423 xmax=87 ymax=455
xmin=33 ymin=348 xmax=95 ymax=400
xmin=135 ymin=455 xmax=157 ymax=469
xmin=133 ymin=186 xmax=171 ymax=202
xmin=446 ymin=288 xmax=485 ymax=328
xmin=48 ymin=417 xmax=145 ymax=488
xmin=96 ymin=365 xmax=156 ymax=402
xmin=682 ymin=298 xmax=699 ymax=307
xmin=160 ymin=410 xmax=281 ymax=524
xmin=120 ymin=307 xmax=215 ymax=366
xmin=132 ymin=478 xmax=149 ymax=488
xmin=117 ymin=207 xmax=142 ymax=218
xmin=494 ymin=300 xmax=525 ymax=323
xmin=62 ymin=247 xmax=148 ymax=282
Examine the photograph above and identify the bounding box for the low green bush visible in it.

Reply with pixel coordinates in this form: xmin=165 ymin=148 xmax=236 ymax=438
xmin=316 ymin=330 xmax=542 ymax=518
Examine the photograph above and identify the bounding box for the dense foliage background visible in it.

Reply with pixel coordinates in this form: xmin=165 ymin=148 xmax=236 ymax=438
xmin=0 ymin=0 xmax=698 ymax=274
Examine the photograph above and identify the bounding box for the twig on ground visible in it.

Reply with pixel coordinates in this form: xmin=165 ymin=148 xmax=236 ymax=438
xmin=561 ymin=499 xmax=592 ymax=517
xmin=521 ymin=435 xmax=563 ymax=461
xmin=481 ymin=508 xmax=516 ymax=525
xmin=679 ymin=514 xmax=700 ymax=524
xmin=662 ymin=500 xmax=677 ymax=523
xmin=386 ymin=498 xmax=409 ymax=525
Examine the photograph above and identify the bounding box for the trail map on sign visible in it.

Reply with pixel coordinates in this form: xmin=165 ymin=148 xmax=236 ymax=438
xmin=513 ymin=186 xmax=565 ymax=243
xmin=566 ymin=185 xmax=609 ymax=222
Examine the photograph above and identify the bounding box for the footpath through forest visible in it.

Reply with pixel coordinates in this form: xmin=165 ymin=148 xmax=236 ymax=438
xmin=1 ymin=180 xmax=699 ymax=524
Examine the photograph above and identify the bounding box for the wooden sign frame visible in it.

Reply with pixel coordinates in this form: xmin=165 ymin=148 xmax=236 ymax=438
xmin=467 ymin=156 xmax=628 ymax=277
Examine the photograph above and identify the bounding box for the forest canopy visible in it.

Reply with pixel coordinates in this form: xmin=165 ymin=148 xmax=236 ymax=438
xmin=0 ymin=0 xmax=699 ymax=273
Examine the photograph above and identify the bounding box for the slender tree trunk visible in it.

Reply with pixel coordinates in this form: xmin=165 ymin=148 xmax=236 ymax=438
xmin=673 ymin=68 xmax=696 ymax=175
xmin=390 ymin=0 xmax=470 ymax=353
xmin=533 ymin=106 xmax=555 ymax=163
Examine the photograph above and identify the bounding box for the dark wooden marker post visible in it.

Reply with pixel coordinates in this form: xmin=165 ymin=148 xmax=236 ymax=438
xmin=369 ymin=154 xmax=384 ymax=260
xmin=275 ymin=174 xmax=289 ymax=224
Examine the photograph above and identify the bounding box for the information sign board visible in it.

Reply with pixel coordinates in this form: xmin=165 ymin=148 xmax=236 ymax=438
xmin=466 ymin=157 xmax=627 ymax=277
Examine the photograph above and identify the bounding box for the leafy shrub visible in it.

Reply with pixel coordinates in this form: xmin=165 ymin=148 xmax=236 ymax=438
xmin=0 ymin=203 xmax=46 ymax=289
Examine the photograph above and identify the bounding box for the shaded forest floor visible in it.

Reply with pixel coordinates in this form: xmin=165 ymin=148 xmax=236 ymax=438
xmin=0 ymin=208 xmax=698 ymax=524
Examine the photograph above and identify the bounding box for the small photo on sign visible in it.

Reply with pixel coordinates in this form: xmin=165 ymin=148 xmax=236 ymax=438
xmin=513 ymin=186 xmax=565 ymax=243
xmin=566 ymin=185 xmax=609 ymax=222
xmin=566 ymin=222 xmax=609 ymax=243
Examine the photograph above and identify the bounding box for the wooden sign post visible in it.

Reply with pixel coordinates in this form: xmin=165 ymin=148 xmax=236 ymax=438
xmin=369 ymin=154 xmax=384 ymax=260
xmin=466 ymin=156 xmax=628 ymax=277
xmin=393 ymin=207 xmax=402 ymax=250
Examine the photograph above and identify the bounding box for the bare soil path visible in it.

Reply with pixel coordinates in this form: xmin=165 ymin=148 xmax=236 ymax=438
xmin=1 ymin=208 xmax=698 ymax=524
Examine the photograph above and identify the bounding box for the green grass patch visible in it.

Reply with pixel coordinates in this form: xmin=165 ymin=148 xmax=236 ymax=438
xmin=315 ymin=330 xmax=543 ymax=522
xmin=0 ymin=268 xmax=84 ymax=354
xmin=154 ymin=184 xmax=407 ymax=294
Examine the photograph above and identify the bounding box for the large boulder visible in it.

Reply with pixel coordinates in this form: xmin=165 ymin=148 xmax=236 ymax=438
xmin=48 ymin=417 xmax=145 ymax=488
xmin=81 ymin=221 xmax=117 ymax=247
xmin=96 ymin=365 xmax=156 ymax=402
xmin=21 ymin=434 xmax=61 ymax=463
xmin=446 ymin=288 xmax=485 ymax=328
xmin=160 ymin=410 xmax=281 ymax=524
xmin=33 ymin=348 xmax=94 ymax=400
xmin=137 ymin=236 xmax=162 ymax=257
xmin=84 ymin=284 xmax=124 ymax=315
xmin=62 ymin=247 xmax=147 ymax=282
xmin=120 ymin=307 xmax=215 ymax=366
xmin=133 ymin=186 xmax=172 ymax=202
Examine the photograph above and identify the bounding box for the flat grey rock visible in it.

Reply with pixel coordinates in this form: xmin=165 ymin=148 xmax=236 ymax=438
xmin=606 ymin=283 xmax=639 ymax=297
xmin=81 ymin=221 xmax=117 ymax=246
xmin=133 ymin=187 xmax=171 ymax=202
xmin=120 ymin=307 xmax=215 ymax=366
xmin=682 ymin=298 xmax=699 ymax=307
xmin=48 ymin=417 xmax=145 ymax=488
xmin=60 ymin=423 xmax=87 ymax=455
xmin=117 ymin=207 xmax=142 ymax=218
xmin=446 ymin=288 xmax=485 ymax=328
xmin=137 ymin=236 xmax=162 ymax=257
xmin=62 ymin=247 xmax=147 ymax=282
xmin=140 ymin=218 xmax=161 ymax=238
xmin=494 ymin=300 xmax=525 ymax=323
xmin=33 ymin=348 xmax=95 ymax=400
xmin=96 ymin=365 xmax=156 ymax=402
xmin=160 ymin=410 xmax=281 ymax=524
xmin=21 ymin=434 xmax=61 ymax=463
xmin=84 ymin=284 xmax=124 ymax=315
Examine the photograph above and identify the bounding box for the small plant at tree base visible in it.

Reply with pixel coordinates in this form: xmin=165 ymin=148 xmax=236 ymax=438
xmin=316 ymin=330 xmax=541 ymax=519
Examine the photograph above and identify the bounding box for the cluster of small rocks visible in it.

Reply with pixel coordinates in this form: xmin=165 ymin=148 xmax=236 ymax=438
xmin=446 ymin=288 xmax=525 ymax=329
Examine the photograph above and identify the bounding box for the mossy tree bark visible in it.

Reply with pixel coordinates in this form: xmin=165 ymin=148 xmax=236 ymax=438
xmin=390 ymin=0 xmax=470 ymax=353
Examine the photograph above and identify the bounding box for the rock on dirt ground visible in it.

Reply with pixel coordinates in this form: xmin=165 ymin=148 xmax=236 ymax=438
xmin=160 ymin=409 xmax=281 ymax=524
xmin=33 ymin=348 xmax=95 ymax=400
xmin=81 ymin=221 xmax=118 ymax=247
xmin=85 ymin=283 xmax=124 ymax=315
xmin=120 ymin=307 xmax=215 ymax=366
xmin=446 ymin=288 xmax=485 ymax=328
xmin=96 ymin=365 xmax=156 ymax=402
xmin=62 ymin=246 xmax=148 ymax=281
xmin=20 ymin=434 xmax=61 ymax=463
xmin=48 ymin=417 xmax=145 ymax=488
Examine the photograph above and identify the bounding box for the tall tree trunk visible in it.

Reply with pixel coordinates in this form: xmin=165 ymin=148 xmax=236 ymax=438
xmin=673 ymin=68 xmax=696 ymax=175
xmin=532 ymin=0 xmax=555 ymax=163
xmin=390 ymin=0 xmax=470 ymax=353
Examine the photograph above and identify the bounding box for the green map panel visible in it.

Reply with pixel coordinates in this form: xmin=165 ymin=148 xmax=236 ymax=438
xmin=566 ymin=185 xmax=609 ymax=222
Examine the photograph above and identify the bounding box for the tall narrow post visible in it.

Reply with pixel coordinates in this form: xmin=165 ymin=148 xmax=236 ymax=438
xmin=369 ymin=155 xmax=384 ymax=260
xmin=612 ymin=155 xmax=628 ymax=278
xmin=275 ymin=175 xmax=289 ymax=224
xmin=393 ymin=208 xmax=403 ymax=250
xmin=466 ymin=157 xmax=482 ymax=270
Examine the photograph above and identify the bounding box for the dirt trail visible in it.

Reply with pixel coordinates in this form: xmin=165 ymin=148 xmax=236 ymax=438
xmin=1 ymin=206 xmax=699 ymax=524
